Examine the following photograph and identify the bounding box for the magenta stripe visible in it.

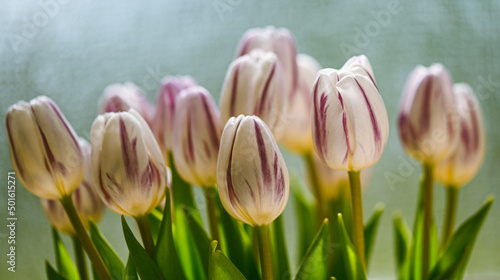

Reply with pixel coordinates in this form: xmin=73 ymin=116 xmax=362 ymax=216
xmin=226 ymin=122 xmax=242 ymax=206
xmin=312 ymin=80 xmax=327 ymax=158
xmin=354 ymin=79 xmax=382 ymax=150
xmin=255 ymin=62 xmax=276 ymax=116
xmin=420 ymin=76 xmax=433 ymax=135
xmin=119 ymin=117 xmax=139 ymax=180
xmin=48 ymin=101 xmax=81 ymax=154
xmin=337 ymin=92 xmax=350 ymax=163
xmin=5 ymin=114 xmax=24 ymax=177
xmin=201 ymin=94 xmax=220 ymax=150
xmin=254 ymin=120 xmax=271 ymax=185
xmin=229 ymin=64 xmax=241 ymax=117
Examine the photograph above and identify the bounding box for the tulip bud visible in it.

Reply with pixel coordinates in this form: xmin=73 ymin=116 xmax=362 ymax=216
xmin=172 ymin=86 xmax=222 ymax=187
xmin=311 ymin=152 xmax=372 ymax=199
xmin=220 ymin=49 xmax=287 ymax=139
xmin=236 ymin=26 xmax=298 ymax=99
xmin=100 ymin=82 xmax=153 ymax=124
xmin=41 ymin=139 xmax=105 ymax=235
xmin=341 ymin=55 xmax=377 ymax=88
xmin=435 ymin=84 xmax=486 ymax=187
xmin=311 ymin=68 xmax=389 ymax=171
xmin=152 ymin=76 xmax=198 ymax=159
xmin=280 ymin=54 xmax=321 ymax=154
xmin=6 ymin=96 xmax=84 ymax=200
xmin=91 ymin=109 xmax=169 ymax=217
xmin=398 ymin=64 xmax=459 ymax=165
xmin=217 ymin=115 xmax=290 ymax=226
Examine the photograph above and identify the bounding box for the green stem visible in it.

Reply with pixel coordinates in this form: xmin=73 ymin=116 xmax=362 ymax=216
xmin=204 ymin=186 xmax=220 ymax=242
xmin=422 ymin=164 xmax=434 ymax=279
xmin=72 ymin=235 xmax=89 ymax=280
xmin=60 ymin=195 xmax=111 ymax=280
xmin=135 ymin=215 xmax=155 ymax=257
xmin=255 ymin=224 xmax=274 ymax=280
xmin=348 ymin=170 xmax=365 ymax=268
xmin=304 ymin=152 xmax=326 ymax=224
xmin=440 ymin=185 xmax=458 ymax=252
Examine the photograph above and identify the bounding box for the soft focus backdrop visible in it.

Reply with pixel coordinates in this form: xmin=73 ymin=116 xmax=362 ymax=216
xmin=1 ymin=0 xmax=499 ymax=279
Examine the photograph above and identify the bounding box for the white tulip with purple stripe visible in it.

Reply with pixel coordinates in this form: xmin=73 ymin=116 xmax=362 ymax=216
xmin=91 ymin=109 xmax=169 ymax=217
xmin=220 ymin=49 xmax=287 ymax=140
xmin=311 ymin=68 xmax=389 ymax=171
xmin=217 ymin=115 xmax=290 ymax=226
xmin=435 ymin=83 xmax=486 ymax=187
xmin=172 ymin=86 xmax=222 ymax=187
xmin=6 ymin=96 xmax=84 ymax=200
xmin=398 ymin=64 xmax=459 ymax=165
xmin=341 ymin=55 xmax=378 ymax=88
xmin=100 ymin=82 xmax=153 ymax=124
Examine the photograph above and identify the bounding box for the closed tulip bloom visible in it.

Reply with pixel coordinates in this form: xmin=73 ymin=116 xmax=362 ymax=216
xmin=280 ymin=54 xmax=321 ymax=154
xmin=398 ymin=64 xmax=459 ymax=165
xmin=6 ymin=96 xmax=84 ymax=200
xmin=172 ymin=86 xmax=222 ymax=187
xmin=41 ymin=139 xmax=105 ymax=235
xmin=435 ymin=84 xmax=486 ymax=187
xmin=341 ymin=55 xmax=377 ymax=88
xmin=100 ymin=82 xmax=153 ymax=124
xmin=152 ymin=76 xmax=198 ymax=159
xmin=91 ymin=109 xmax=169 ymax=217
xmin=220 ymin=49 xmax=287 ymax=139
xmin=312 ymin=69 xmax=389 ymax=171
xmin=217 ymin=115 xmax=290 ymax=226
xmin=236 ymin=26 xmax=298 ymax=99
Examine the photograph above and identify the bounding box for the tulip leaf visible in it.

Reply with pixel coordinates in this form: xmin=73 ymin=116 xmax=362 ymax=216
xmin=294 ymin=219 xmax=330 ymax=280
xmin=89 ymin=221 xmax=125 ymax=280
xmin=121 ymin=216 xmax=166 ymax=280
xmin=46 ymin=261 xmax=68 ymax=280
xmin=216 ymin=191 xmax=259 ymax=280
xmin=291 ymin=175 xmax=318 ymax=259
xmin=148 ymin=207 xmax=164 ymax=242
xmin=169 ymin=153 xmax=201 ymax=222
xmin=364 ymin=203 xmax=384 ymax=267
xmin=209 ymin=241 xmax=247 ymax=280
xmin=428 ymin=197 xmax=493 ymax=280
xmin=272 ymin=214 xmax=291 ymax=280
xmin=182 ymin=205 xmax=211 ymax=277
xmin=51 ymin=227 xmax=79 ymax=280
xmin=122 ymin=255 xmax=138 ymax=280
xmin=337 ymin=214 xmax=367 ymax=280
xmin=154 ymin=190 xmax=186 ymax=280
xmin=392 ymin=212 xmax=411 ymax=272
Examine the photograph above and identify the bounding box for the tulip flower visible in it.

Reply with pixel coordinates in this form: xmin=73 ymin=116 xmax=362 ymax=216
xmin=435 ymin=83 xmax=486 ymax=248
xmin=280 ymin=54 xmax=321 ymax=154
xmin=236 ymin=26 xmax=298 ymax=99
xmin=6 ymin=96 xmax=84 ymax=200
xmin=398 ymin=64 xmax=459 ymax=165
xmin=152 ymin=76 xmax=198 ymax=159
xmin=217 ymin=115 xmax=289 ymax=280
xmin=41 ymin=139 xmax=105 ymax=236
xmin=220 ymin=49 xmax=287 ymax=140
xmin=6 ymin=96 xmax=111 ymax=279
xmin=341 ymin=55 xmax=377 ymax=88
xmin=100 ymin=82 xmax=153 ymax=124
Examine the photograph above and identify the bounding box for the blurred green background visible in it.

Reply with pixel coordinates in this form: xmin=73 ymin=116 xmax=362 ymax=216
xmin=1 ymin=0 xmax=499 ymax=279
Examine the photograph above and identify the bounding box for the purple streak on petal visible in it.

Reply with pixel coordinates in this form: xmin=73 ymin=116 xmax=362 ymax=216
xmin=201 ymin=94 xmax=220 ymax=150
xmin=74 ymin=188 xmax=82 ymax=208
xmin=183 ymin=113 xmax=195 ymax=164
xmin=119 ymin=117 xmax=139 ymax=180
xmin=254 ymin=120 xmax=271 ymax=185
xmin=312 ymin=79 xmax=329 ymax=158
xmin=237 ymin=37 xmax=251 ymax=56
xmin=47 ymin=101 xmax=81 ymax=153
xmin=275 ymin=165 xmax=285 ymax=201
xmin=103 ymin=96 xmax=129 ymax=113
xmin=419 ymin=76 xmax=433 ymax=135
xmin=106 ymin=173 xmax=123 ymax=191
xmin=468 ymin=99 xmax=480 ymax=153
xmin=244 ymin=179 xmax=256 ymax=201
xmin=47 ymin=199 xmax=56 ymax=211
xmin=229 ymin=64 xmax=241 ymax=117
xmin=255 ymin=62 xmax=276 ymax=116
xmin=5 ymin=114 xmax=24 ymax=177
xmin=141 ymin=161 xmax=157 ymax=192
xmin=460 ymin=119 xmax=472 ymax=158
xmin=99 ymin=168 xmax=112 ymax=203
xmin=337 ymin=92 xmax=350 ymax=163
xmin=227 ymin=121 xmax=242 ymax=206
xmin=354 ymin=79 xmax=382 ymax=150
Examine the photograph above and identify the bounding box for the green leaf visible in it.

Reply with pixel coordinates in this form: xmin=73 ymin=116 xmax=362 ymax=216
xmin=154 ymin=190 xmax=186 ymax=280
xmin=428 ymin=197 xmax=493 ymax=280
xmin=148 ymin=207 xmax=163 ymax=242
xmin=122 ymin=256 xmax=137 ymax=280
xmin=46 ymin=261 xmax=68 ymax=280
xmin=392 ymin=212 xmax=411 ymax=272
xmin=182 ymin=205 xmax=211 ymax=277
xmin=294 ymin=219 xmax=330 ymax=280
xmin=209 ymin=241 xmax=247 ymax=280
xmin=272 ymin=214 xmax=291 ymax=280
xmin=51 ymin=227 xmax=79 ymax=280
xmin=169 ymin=153 xmax=201 ymax=222
xmin=291 ymin=175 xmax=318 ymax=259
xmin=337 ymin=214 xmax=367 ymax=280
xmin=121 ymin=216 xmax=166 ymax=280
xmin=364 ymin=203 xmax=384 ymax=266
xmin=89 ymin=221 xmax=125 ymax=280
xmin=216 ymin=192 xmax=259 ymax=280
